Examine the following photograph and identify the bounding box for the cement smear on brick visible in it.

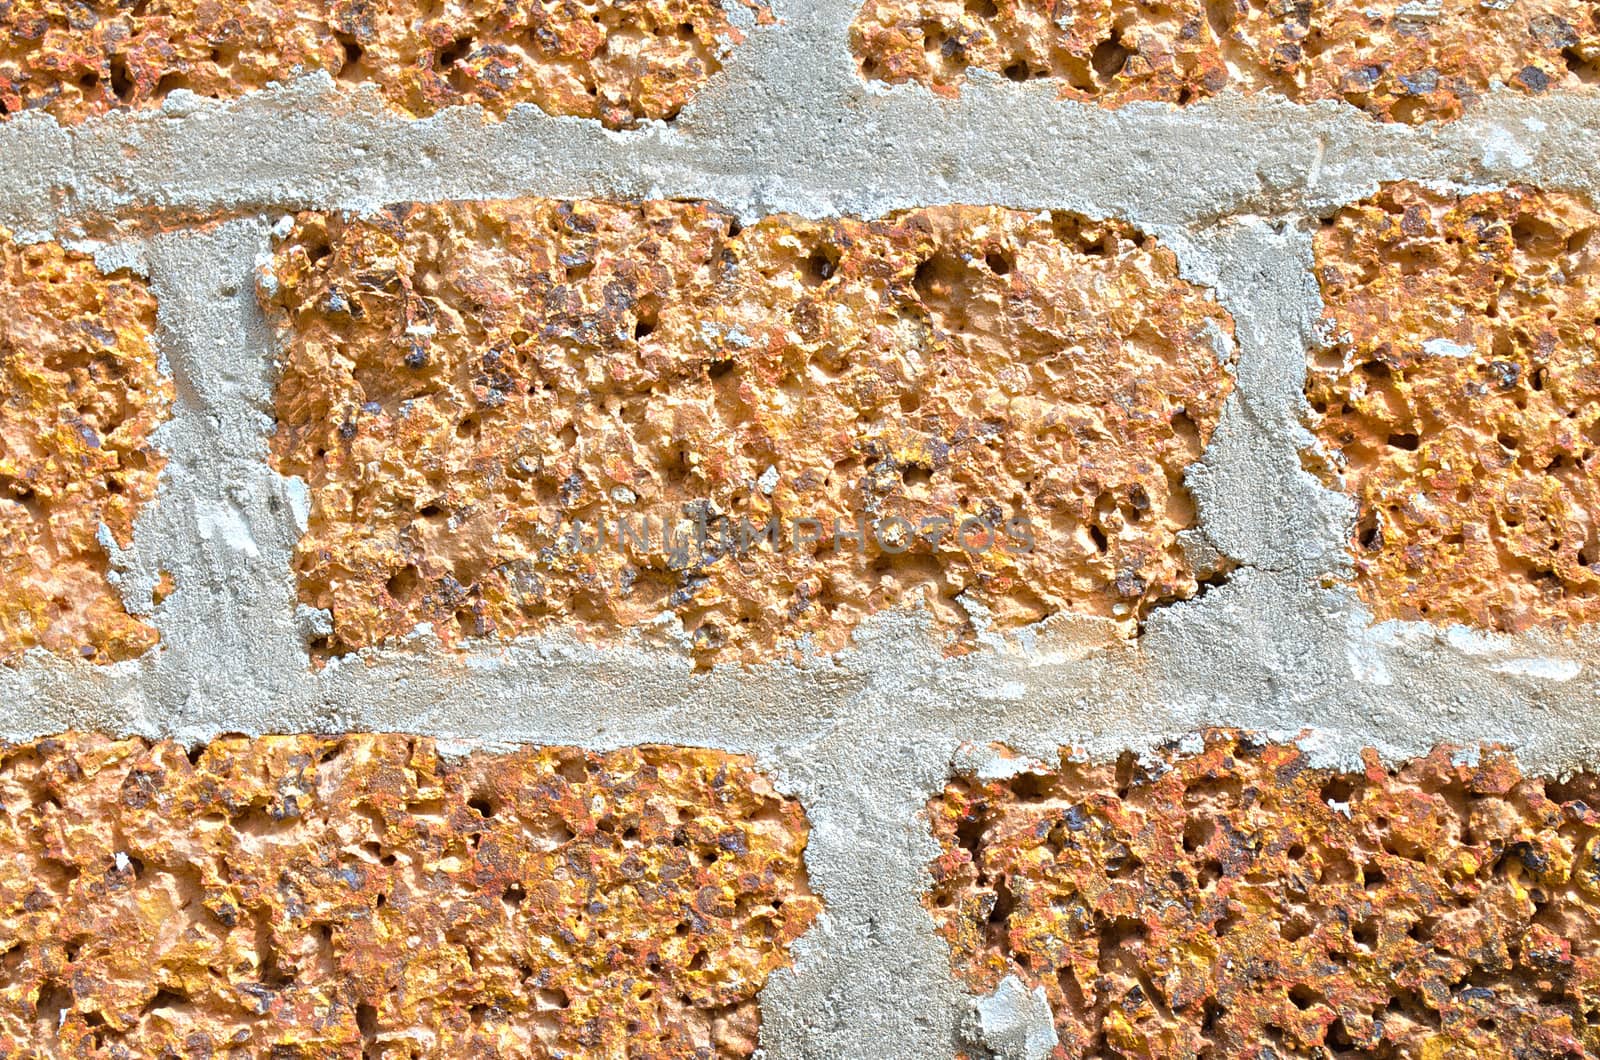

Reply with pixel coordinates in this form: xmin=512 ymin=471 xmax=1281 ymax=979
xmin=0 ymin=0 xmax=1599 ymax=1055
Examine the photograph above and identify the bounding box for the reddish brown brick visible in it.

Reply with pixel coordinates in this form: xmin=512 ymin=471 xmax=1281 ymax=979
xmin=852 ymin=0 xmax=1600 ymax=123
xmin=929 ymin=731 xmax=1600 ymax=1058
xmin=0 ymin=230 xmax=169 ymax=664
xmin=259 ymin=199 xmax=1235 ymax=666
xmin=0 ymin=0 xmax=753 ymax=128
xmin=1306 ymin=183 xmax=1600 ymax=632
xmin=0 ymin=733 xmax=819 ymax=1057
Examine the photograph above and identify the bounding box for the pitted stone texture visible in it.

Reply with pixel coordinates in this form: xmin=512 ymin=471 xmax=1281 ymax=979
xmin=929 ymin=731 xmax=1600 ymax=1058
xmin=0 ymin=231 xmax=168 ymax=664
xmin=0 ymin=733 xmax=819 ymax=1057
xmin=261 ymin=199 xmax=1235 ymax=666
xmin=851 ymin=0 xmax=1600 ymax=123
xmin=0 ymin=0 xmax=748 ymax=129
xmin=1306 ymin=184 xmax=1600 ymax=632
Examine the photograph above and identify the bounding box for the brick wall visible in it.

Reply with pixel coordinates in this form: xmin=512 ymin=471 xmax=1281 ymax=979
xmin=1 ymin=0 xmax=1599 ymax=1056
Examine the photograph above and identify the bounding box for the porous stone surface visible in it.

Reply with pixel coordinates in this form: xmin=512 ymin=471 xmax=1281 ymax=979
xmin=0 ymin=0 xmax=747 ymax=129
xmin=0 ymin=732 xmax=819 ymax=1057
xmin=928 ymin=730 xmax=1600 ymax=1058
xmin=260 ymin=199 xmax=1235 ymax=665
xmin=850 ymin=0 xmax=1600 ymax=123
xmin=1306 ymin=183 xmax=1600 ymax=632
xmin=0 ymin=230 xmax=168 ymax=664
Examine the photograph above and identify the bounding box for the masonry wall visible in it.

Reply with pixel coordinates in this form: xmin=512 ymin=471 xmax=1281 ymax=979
xmin=2 ymin=0 xmax=1600 ymax=1057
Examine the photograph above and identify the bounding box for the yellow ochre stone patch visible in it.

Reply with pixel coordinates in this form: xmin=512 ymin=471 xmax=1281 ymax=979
xmin=851 ymin=0 xmax=1600 ymax=123
xmin=0 ymin=230 xmax=169 ymax=664
xmin=0 ymin=733 xmax=820 ymax=1057
xmin=1307 ymin=183 xmax=1600 ymax=632
xmin=929 ymin=731 xmax=1600 ymax=1057
xmin=260 ymin=199 xmax=1235 ymax=665
xmin=0 ymin=0 xmax=752 ymax=128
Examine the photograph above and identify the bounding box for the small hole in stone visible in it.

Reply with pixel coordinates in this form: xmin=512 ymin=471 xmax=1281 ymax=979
xmin=335 ymin=33 xmax=365 ymax=79
xmin=805 ymin=248 xmax=838 ymax=284
xmin=1389 ymin=95 xmax=1428 ymax=124
xmin=36 ymin=982 xmax=72 ymax=1028
xmin=386 ymin=565 xmax=420 ymax=600
xmin=1356 ymin=512 xmax=1381 ymax=550
xmin=1289 ymin=984 xmax=1319 ymax=1011
xmin=1564 ymin=47 xmax=1600 ymax=84
xmin=109 ymin=56 xmax=135 ymax=102
xmin=1090 ymin=37 xmax=1130 ymax=81
xmin=439 ymin=37 xmax=474 ymax=68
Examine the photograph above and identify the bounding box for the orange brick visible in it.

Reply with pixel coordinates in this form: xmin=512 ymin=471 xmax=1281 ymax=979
xmin=260 ymin=200 xmax=1235 ymax=665
xmin=0 ymin=230 xmax=169 ymax=663
xmin=1307 ymin=183 xmax=1600 ymax=631
xmin=930 ymin=731 xmax=1600 ymax=1057
xmin=0 ymin=733 xmax=819 ymax=1057
xmin=0 ymin=0 xmax=749 ymax=128
xmin=852 ymin=0 xmax=1600 ymax=123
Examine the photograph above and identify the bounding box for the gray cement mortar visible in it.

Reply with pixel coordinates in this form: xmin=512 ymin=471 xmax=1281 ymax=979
xmin=1 ymin=0 xmax=1600 ymax=1054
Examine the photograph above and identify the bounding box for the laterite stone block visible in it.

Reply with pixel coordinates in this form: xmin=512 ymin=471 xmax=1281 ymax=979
xmin=0 ymin=0 xmax=750 ymax=128
xmin=0 ymin=733 xmax=819 ymax=1057
xmin=1307 ymin=183 xmax=1600 ymax=632
xmin=0 ymin=230 xmax=169 ymax=664
xmin=260 ymin=199 xmax=1235 ymax=665
xmin=852 ymin=0 xmax=1600 ymax=123
xmin=929 ymin=730 xmax=1600 ymax=1057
